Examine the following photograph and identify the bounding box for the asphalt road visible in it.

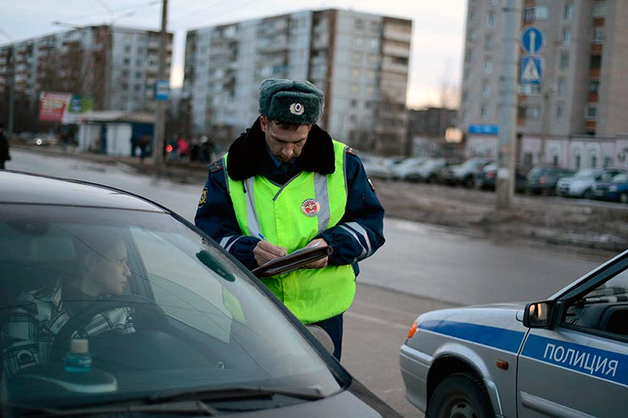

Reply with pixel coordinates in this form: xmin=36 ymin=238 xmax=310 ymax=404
xmin=7 ymin=148 xmax=614 ymax=417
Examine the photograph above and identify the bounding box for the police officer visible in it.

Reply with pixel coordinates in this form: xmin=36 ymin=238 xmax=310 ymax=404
xmin=195 ymin=78 xmax=385 ymax=360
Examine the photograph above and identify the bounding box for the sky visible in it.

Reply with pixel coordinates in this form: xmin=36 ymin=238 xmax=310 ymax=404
xmin=0 ymin=0 xmax=468 ymax=109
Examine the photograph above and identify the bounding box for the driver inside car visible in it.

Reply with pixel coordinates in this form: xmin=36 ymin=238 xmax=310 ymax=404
xmin=2 ymin=228 xmax=135 ymax=377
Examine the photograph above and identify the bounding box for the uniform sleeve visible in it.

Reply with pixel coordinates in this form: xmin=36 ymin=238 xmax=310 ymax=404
xmin=194 ymin=159 xmax=260 ymax=270
xmin=319 ymin=152 xmax=385 ymax=275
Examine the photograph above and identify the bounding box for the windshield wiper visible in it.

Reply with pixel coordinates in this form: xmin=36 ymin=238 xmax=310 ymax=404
xmin=149 ymin=385 xmax=325 ymax=403
xmin=7 ymin=400 xmax=217 ymax=417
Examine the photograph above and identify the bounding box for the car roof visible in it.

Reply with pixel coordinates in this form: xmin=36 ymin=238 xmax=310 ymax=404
xmin=0 ymin=171 xmax=167 ymax=212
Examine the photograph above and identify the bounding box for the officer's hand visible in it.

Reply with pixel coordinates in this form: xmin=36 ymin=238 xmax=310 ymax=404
xmin=254 ymin=240 xmax=287 ymax=267
xmin=302 ymin=238 xmax=329 ymax=270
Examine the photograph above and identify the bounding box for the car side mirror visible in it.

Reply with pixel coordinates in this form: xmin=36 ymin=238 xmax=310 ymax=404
xmin=523 ymin=301 xmax=555 ymax=329
xmin=306 ymin=325 xmax=335 ymax=355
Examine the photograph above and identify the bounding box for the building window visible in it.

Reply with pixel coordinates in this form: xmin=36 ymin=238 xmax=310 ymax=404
xmin=556 ymin=104 xmax=565 ymax=120
xmin=482 ymin=82 xmax=491 ymax=98
xmin=524 ymin=7 xmax=535 ymax=22
xmin=351 ymin=68 xmax=361 ymax=78
xmin=484 ymin=34 xmax=493 ymax=51
xmin=468 ymin=28 xmax=477 ymax=42
xmin=560 ymin=52 xmax=570 ymax=70
xmin=487 ymin=11 xmax=495 ymax=28
xmin=604 ymin=156 xmax=612 ymax=167
xmin=590 ymin=55 xmax=602 ymax=70
xmin=354 ymin=19 xmax=364 ymax=30
xmin=465 ymin=48 xmax=474 ymax=63
xmin=575 ymin=155 xmax=581 ymax=169
xmin=553 ymin=155 xmax=559 ymax=166
xmin=558 ymin=77 xmax=567 ymax=94
xmin=488 ymin=0 xmax=498 ymax=6
xmin=527 ymin=106 xmax=540 ymax=119
xmin=535 ymin=6 xmax=549 ymax=20
xmin=585 ymin=103 xmax=597 ymax=120
xmin=469 ymin=9 xmax=477 ymax=23
xmin=564 ymin=3 xmax=574 ymax=21
xmin=589 ymin=80 xmax=600 ymax=94
xmin=591 ymin=155 xmax=597 ymax=168
xmin=462 ymin=90 xmax=469 ymax=103
xmin=592 ymin=27 xmax=605 ymax=44
xmin=593 ymin=1 xmax=607 ymax=17
xmin=481 ymin=104 xmax=489 ymax=120
xmin=562 ymin=27 xmax=571 ymax=45
xmin=124 ymin=45 xmax=131 ymax=53
xmin=484 ymin=57 xmax=493 ymax=74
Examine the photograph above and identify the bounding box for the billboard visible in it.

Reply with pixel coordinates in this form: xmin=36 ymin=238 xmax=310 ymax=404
xmin=39 ymin=92 xmax=94 ymax=123
xmin=39 ymin=92 xmax=72 ymax=122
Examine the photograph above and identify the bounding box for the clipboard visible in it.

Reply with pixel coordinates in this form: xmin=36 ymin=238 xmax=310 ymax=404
xmin=251 ymin=245 xmax=333 ymax=278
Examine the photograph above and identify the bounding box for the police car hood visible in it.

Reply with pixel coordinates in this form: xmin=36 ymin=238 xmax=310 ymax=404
xmin=415 ymin=302 xmax=529 ymax=341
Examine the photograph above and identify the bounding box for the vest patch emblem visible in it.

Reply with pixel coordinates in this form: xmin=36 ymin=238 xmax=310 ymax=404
xmin=301 ymin=198 xmax=320 ymax=217
xmin=290 ymin=103 xmax=305 ymax=116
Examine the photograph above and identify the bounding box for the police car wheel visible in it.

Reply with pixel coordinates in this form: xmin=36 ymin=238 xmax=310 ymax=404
xmin=619 ymin=193 xmax=628 ymax=204
xmin=426 ymin=373 xmax=493 ymax=418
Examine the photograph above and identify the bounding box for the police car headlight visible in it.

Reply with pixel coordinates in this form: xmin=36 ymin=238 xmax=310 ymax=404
xmin=609 ymin=185 xmax=618 ymax=192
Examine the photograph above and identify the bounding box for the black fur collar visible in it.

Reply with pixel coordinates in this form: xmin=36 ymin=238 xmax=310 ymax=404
xmin=226 ymin=117 xmax=336 ymax=181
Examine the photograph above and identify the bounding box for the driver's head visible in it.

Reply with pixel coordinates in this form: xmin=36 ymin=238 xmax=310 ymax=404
xmin=74 ymin=228 xmax=131 ymax=296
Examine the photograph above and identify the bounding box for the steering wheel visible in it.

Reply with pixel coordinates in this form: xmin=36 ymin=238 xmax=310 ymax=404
xmin=51 ymin=294 xmax=169 ymax=361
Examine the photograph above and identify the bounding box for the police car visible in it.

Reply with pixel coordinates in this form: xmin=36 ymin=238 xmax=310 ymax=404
xmin=400 ymin=250 xmax=628 ymax=418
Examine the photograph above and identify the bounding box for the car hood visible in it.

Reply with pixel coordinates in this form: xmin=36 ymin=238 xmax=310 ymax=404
xmin=409 ymin=303 xmax=529 ymax=352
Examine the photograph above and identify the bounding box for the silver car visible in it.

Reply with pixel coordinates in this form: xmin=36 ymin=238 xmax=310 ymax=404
xmin=400 ymin=250 xmax=628 ymax=418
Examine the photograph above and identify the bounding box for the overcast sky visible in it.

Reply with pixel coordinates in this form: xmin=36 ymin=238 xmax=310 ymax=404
xmin=0 ymin=0 xmax=467 ymax=109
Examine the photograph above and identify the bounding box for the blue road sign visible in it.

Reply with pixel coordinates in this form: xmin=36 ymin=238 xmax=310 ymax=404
xmin=520 ymin=55 xmax=543 ymax=85
xmin=469 ymin=125 xmax=499 ymax=135
xmin=521 ymin=27 xmax=544 ymax=55
xmin=155 ymin=80 xmax=170 ymax=101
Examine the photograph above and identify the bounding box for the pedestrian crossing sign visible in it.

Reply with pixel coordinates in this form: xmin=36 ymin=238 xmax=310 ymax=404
xmin=520 ymin=56 xmax=542 ymax=85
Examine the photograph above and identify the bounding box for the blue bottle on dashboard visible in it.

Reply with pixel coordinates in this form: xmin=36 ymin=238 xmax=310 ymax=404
xmin=64 ymin=339 xmax=93 ymax=373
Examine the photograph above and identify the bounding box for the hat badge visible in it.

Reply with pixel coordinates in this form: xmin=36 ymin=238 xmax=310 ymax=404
xmin=290 ymin=103 xmax=305 ymax=116
xmin=301 ymin=198 xmax=321 ymax=217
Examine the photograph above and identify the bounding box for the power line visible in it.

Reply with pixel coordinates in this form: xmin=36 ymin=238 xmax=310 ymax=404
xmin=55 ymin=0 xmax=159 ymax=24
xmin=169 ymin=0 xmax=258 ymax=30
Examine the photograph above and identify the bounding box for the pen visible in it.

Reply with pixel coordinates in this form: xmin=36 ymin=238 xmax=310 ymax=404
xmin=258 ymin=233 xmax=266 ymax=240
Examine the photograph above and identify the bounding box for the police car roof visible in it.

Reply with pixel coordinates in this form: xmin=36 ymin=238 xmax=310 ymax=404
xmin=0 ymin=170 xmax=167 ymax=212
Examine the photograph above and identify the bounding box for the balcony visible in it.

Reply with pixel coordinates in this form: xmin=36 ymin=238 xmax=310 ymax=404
xmin=383 ymin=28 xmax=412 ymax=43
xmin=382 ymin=43 xmax=410 ymax=58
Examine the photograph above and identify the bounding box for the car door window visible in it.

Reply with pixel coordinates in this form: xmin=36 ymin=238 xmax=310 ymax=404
xmin=564 ymin=268 xmax=628 ymax=339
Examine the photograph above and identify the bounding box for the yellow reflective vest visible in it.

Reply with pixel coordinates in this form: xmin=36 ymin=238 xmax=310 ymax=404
xmin=226 ymin=140 xmax=355 ymax=323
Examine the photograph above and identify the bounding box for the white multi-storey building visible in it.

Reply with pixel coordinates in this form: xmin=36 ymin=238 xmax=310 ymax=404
xmin=0 ymin=25 xmax=173 ymax=125
xmin=183 ymin=9 xmax=412 ymax=156
xmin=461 ymin=0 xmax=628 ymax=170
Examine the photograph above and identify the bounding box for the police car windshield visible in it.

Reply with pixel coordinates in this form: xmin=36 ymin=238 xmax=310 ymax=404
xmin=0 ymin=204 xmax=342 ymax=410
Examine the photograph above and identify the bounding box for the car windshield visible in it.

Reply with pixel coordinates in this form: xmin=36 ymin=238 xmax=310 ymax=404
xmin=612 ymin=174 xmax=628 ymax=183
xmin=0 ymin=205 xmax=341 ymax=410
xmin=574 ymin=168 xmax=598 ymax=178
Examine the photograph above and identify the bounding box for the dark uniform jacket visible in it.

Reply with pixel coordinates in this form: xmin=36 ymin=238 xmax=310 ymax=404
xmin=195 ymin=118 xmax=385 ymax=276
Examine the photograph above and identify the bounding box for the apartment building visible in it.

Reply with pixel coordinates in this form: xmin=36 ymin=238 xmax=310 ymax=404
xmin=182 ymin=9 xmax=412 ymax=156
xmin=460 ymin=0 xmax=628 ymax=170
xmin=0 ymin=26 xmax=172 ymax=131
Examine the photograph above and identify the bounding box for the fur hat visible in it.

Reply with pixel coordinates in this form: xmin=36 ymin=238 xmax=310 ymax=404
xmin=258 ymin=78 xmax=324 ymax=125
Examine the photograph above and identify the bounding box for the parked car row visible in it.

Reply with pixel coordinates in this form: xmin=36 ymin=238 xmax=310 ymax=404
xmin=361 ymin=154 xmax=628 ymax=203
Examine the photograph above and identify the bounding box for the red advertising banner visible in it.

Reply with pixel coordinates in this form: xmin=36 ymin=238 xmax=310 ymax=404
xmin=39 ymin=92 xmax=72 ymax=122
